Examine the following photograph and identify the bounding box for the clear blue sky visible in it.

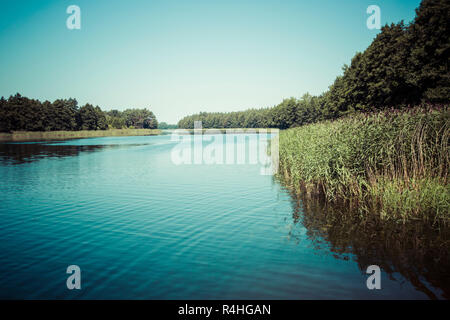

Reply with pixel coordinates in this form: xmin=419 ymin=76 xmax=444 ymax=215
xmin=0 ymin=0 xmax=421 ymax=123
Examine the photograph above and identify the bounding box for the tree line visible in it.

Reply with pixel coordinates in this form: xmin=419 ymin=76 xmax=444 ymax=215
xmin=105 ymin=108 xmax=158 ymax=130
xmin=0 ymin=93 xmax=158 ymax=132
xmin=157 ymin=122 xmax=178 ymax=129
xmin=178 ymin=0 xmax=449 ymax=129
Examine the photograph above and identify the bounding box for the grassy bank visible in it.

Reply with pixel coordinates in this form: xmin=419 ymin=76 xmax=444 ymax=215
xmin=278 ymin=106 xmax=449 ymax=223
xmin=0 ymin=128 xmax=161 ymax=142
xmin=173 ymin=128 xmax=273 ymax=134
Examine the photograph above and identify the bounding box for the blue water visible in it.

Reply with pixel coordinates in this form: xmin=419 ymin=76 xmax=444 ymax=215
xmin=0 ymin=134 xmax=443 ymax=299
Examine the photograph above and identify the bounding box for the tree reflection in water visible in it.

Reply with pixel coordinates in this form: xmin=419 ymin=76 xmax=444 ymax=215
xmin=0 ymin=142 xmax=150 ymax=165
xmin=286 ymin=191 xmax=450 ymax=300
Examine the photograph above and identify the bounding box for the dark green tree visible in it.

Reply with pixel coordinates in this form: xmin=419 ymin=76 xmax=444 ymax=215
xmin=77 ymin=104 xmax=98 ymax=130
xmin=143 ymin=110 xmax=158 ymax=129
xmin=52 ymin=99 xmax=78 ymax=130
xmin=407 ymin=0 xmax=450 ymax=102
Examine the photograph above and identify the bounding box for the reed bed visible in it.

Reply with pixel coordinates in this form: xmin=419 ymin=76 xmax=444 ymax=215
xmin=0 ymin=129 xmax=161 ymax=142
xmin=278 ymin=106 xmax=449 ymax=223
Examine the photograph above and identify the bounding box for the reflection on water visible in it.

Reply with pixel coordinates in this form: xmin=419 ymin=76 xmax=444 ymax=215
xmin=286 ymin=191 xmax=450 ymax=300
xmin=0 ymin=142 xmax=151 ymax=165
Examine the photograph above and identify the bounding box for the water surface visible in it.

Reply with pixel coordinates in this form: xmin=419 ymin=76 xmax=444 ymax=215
xmin=0 ymin=134 xmax=447 ymax=299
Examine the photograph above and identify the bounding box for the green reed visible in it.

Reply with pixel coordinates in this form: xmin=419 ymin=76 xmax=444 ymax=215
xmin=278 ymin=106 xmax=449 ymax=223
xmin=0 ymin=128 xmax=161 ymax=142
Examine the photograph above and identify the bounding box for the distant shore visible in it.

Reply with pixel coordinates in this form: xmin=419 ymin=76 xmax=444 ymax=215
xmin=172 ymin=128 xmax=277 ymax=135
xmin=0 ymin=129 xmax=161 ymax=142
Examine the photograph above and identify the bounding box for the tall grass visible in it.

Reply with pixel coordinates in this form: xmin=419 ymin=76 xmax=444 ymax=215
xmin=278 ymin=106 xmax=449 ymax=223
xmin=0 ymin=128 xmax=161 ymax=142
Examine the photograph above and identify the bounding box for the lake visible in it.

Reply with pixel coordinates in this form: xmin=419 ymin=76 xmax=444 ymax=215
xmin=0 ymin=134 xmax=447 ymax=299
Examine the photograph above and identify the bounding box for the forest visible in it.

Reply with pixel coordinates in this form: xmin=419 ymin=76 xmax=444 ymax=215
xmin=0 ymin=94 xmax=158 ymax=132
xmin=157 ymin=122 xmax=178 ymax=129
xmin=178 ymin=0 xmax=449 ymax=129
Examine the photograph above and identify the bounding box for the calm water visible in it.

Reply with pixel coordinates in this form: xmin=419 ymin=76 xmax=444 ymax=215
xmin=0 ymin=134 xmax=447 ymax=299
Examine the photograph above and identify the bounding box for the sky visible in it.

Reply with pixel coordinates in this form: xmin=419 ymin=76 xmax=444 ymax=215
xmin=0 ymin=0 xmax=421 ymax=124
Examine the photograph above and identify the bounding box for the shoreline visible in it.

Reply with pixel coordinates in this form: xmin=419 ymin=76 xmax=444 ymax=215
xmin=0 ymin=129 xmax=161 ymax=142
xmin=169 ymin=128 xmax=278 ymax=135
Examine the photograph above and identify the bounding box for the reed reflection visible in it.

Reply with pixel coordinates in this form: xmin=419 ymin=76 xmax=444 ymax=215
xmin=287 ymin=191 xmax=450 ymax=300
